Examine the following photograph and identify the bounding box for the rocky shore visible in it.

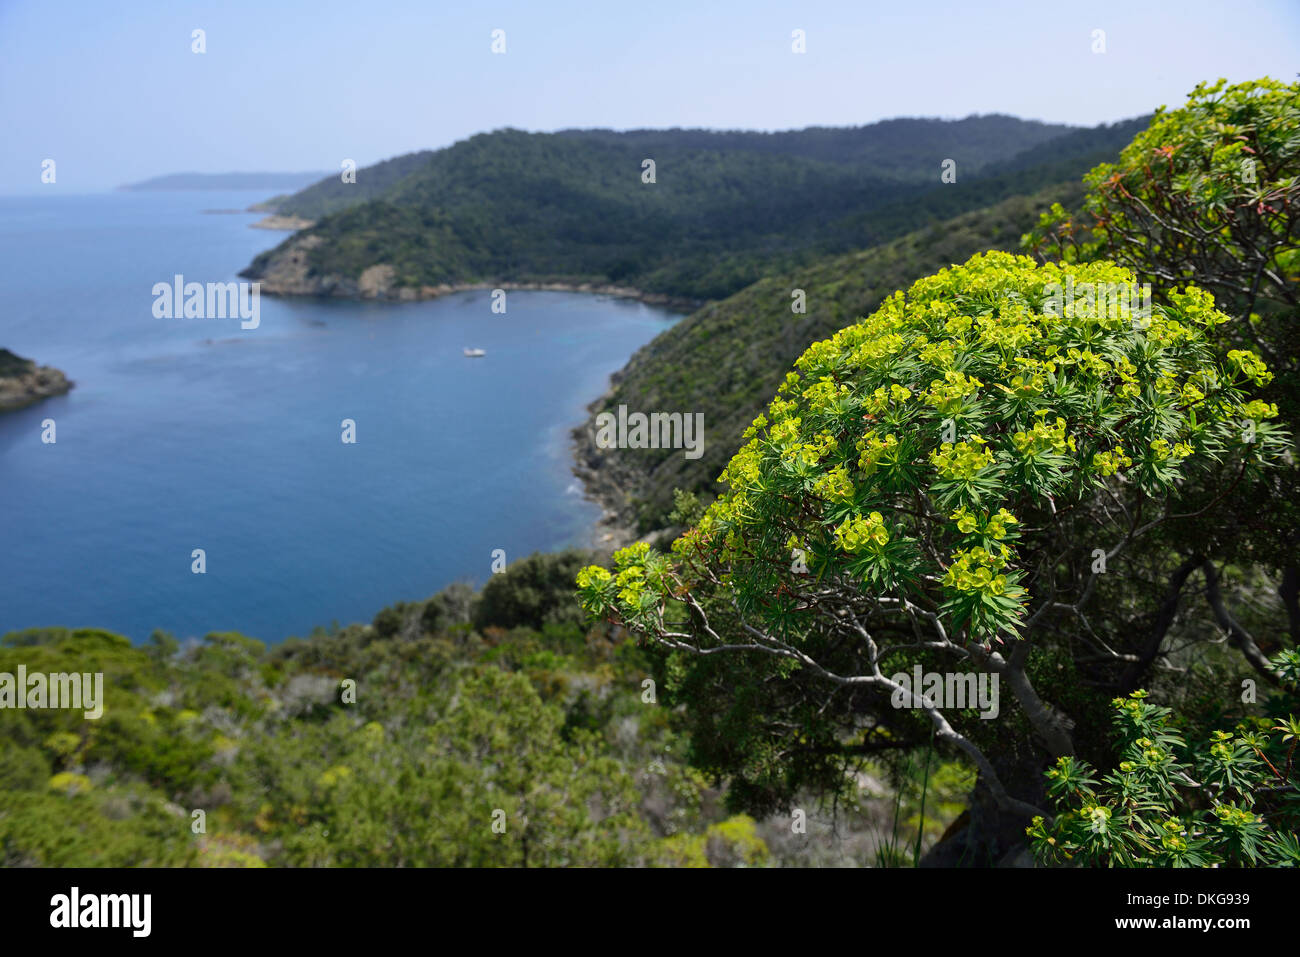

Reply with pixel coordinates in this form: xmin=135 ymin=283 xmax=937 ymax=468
xmin=250 ymin=214 xmax=317 ymax=231
xmin=239 ymin=235 xmax=703 ymax=312
xmin=0 ymin=349 xmax=73 ymax=412
xmin=570 ymin=380 xmax=686 ymax=553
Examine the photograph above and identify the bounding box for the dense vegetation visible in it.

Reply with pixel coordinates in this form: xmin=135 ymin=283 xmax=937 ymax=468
xmin=1027 ymin=77 xmax=1300 ymax=577
xmin=0 ymin=348 xmax=34 ymax=378
xmin=0 ymin=554 xmax=968 ymax=867
xmin=1030 ymin=688 xmax=1300 ymax=866
xmin=272 ymin=116 xmax=1080 ymax=221
xmin=243 ymin=117 xmax=1145 ymax=303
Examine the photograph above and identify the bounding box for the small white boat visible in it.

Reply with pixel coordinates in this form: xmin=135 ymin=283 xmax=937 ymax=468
xmin=463 ymin=348 xmax=486 ymax=358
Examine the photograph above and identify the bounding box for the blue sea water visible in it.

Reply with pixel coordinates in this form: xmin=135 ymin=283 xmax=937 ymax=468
xmin=0 ymin=191 xmax=679 ymax=643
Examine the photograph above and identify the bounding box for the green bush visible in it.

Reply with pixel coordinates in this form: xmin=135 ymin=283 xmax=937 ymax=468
xmin=1029 ymin=678 xmax=1300 ymax=867
xmin=579 ymin=251 xmax=1288 ymax=843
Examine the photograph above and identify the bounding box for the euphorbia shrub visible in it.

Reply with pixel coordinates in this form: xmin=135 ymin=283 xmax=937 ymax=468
xmin=1025 ymin=77 xmax=1299 ymax=361
xmin=579 ymin=251 xmax=1285 ymax=819
xmin=1029 ymin=657 xmax=1300 ymax=868
xmin=581 ymin=251 xmax=1281 ymax=642
xmin=1025 ymin=75 xmax=1300 ymax=626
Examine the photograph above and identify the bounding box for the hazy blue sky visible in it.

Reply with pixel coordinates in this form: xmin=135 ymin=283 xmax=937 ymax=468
xmin=2 ymin=0 xmax=1297 ymax=193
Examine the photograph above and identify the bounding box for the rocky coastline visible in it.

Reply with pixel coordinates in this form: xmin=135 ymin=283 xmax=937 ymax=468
xmin=0 ymin=349 xmax=73 ymax=412
xmin=572 ymin=385 xmax=642 ymax=551
xmin=570 ymin=379 xmax=688 ymax=554
xmin=239 ymin=236 xmax=703 ymax=312
xmin=250 ymin=214 xmax=317 ymax=231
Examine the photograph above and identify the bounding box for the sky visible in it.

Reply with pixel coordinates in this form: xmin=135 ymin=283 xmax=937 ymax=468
xmin=1 ymin=0 xmax=1297 ymax=193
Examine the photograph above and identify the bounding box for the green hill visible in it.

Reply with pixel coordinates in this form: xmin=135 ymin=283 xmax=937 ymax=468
xmin=240 ymin=117 xmax=1142 ymax=303
xmin=268 ymin=116 xmax=1076 ymax=221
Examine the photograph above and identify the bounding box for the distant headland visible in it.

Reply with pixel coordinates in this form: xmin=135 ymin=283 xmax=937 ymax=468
xmin=0 ymin=349 xmax=73 ymax=412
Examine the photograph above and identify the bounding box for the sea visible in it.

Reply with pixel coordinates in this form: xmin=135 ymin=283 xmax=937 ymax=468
xmin=0 ymin=190 xmax=679 ymax=643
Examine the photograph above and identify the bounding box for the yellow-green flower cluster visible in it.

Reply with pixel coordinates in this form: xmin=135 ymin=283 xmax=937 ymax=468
xmin=1082 ymin=805 xmax=1111 ymax=829
xmin=856 ymin=432 xmax=901 ymax=476
xmin=718 ymin=439 xmax=763 ymax=493
xmin=768 ymin=416 xmax=802 ymax=446
xmin=1158 ymin=819 xmax=1187 ymax=854
xmin=943 ymin=545 xmax=1012 ymax=596
xmin=782 ymin=431 xmax=837 ymax=467
xmin=975 ymin=313 xmax=1039 ymax=351
xmin=1168 ymin=286 xmax=1229 ymax=327
xmin=612 ymin=542 xmax=650 ymax=566
xmin=576 ymin=566 xmax=612 ymax=590
xmin=604 ymin=541 xmax=654 ymax=606
xmin=800 ymin=376 xmax=848 ymax=413
xmin=1112 ymin=355 xmax=1141 ymax=400
xmin=1092 ymin=447 xmax=1133 ymax=476
xmin=922 ymin=370 xmax=983 ymax=413
xmin=1063 ymin=347 xmax=1111 ymax=378
xmin=1012 ymin=416 xmax=1075 ymax=457
xmin=740 ymin=412 xmax=769 ymax=440
xmin=615 ymin=566 xmax=646 ymax=604
xmin=1213 ymin=805 xmax=1257 ymax=827
xmin=864 ymin=382 xmax=913 ymax=413
xmin=1149 ymin=438 xmax=1194 ymax=463
xmin=1227 ymin=349 xmax=1272 ymax=386
xmin=917 ymin=338 xmax=957 ymax=370
xmin=812 ymin=464 xmax=855 ymax=502
xmin=930 ymin=438 xmax=994 ymax=481
xmin=943 ymin=312 xmax=974 ymax=337
xmin=1179 ymin=381 xmax=1205 ymax=406
xmin=1153 ymin=373 xmax=1179 ymax=396
xmin=1145 ymin=317 xmax=1194 ymax=347
xmin=999 ymin=356 xmax=1056 ymax=397
xmin=848 ymin=331 xmax=906 ymax=367
xmin=950 ymin=506 xmax=1019 ymax=539
xmin=833 ymin=511 xmax=889 ymax=554
xmin=1241 ymin=399 xmax=1279 ymax=420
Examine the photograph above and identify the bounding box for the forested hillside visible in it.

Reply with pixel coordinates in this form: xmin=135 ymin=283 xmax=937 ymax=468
xmin=269 ymin=115 xmax=1076 ymax=220
xmin=241 ymin=117 xmax=1145 ymax=303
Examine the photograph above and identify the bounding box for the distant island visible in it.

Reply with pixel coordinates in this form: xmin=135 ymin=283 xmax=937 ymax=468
xmin=0 ymin=348 xmax=72 ymax=412
xmin=118 ymin=171 xmax=330 ymax=191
